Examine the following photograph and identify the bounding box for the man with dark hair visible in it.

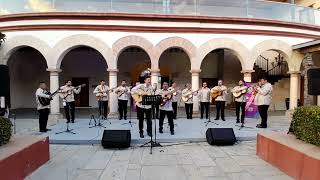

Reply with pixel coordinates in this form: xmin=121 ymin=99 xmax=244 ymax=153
xmin=212 ymin=80 xmax=227 ymax=121
xmin=35 ymin=82 xmax=51 ymax=132
xmin=93 ymin=80 xmax=110 ymax=119
xmin=131 ymin=73 xmax=154 ymax=138
xmin=158 ymin=82 xmax=174 ymax=135
xmin=114 ymin=80 xmax=131 ymax=120
xmin=254 ymin=77 xmax=273 ymax=128
xmin=60 ymin=80 xmax=81 ymax=123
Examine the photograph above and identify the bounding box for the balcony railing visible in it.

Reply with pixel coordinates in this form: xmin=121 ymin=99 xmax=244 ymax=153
xmin=0 ymin=0 xmax=319 ymax=26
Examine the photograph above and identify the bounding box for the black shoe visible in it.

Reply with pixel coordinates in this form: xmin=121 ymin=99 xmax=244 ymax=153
xmin=71 ymin=120 xmax=74 ymax=123
xmin=40 ymin=130 xmax=46 ymax=133
xmin=140 ymin=133 xmax=144 ymax=138
xmin=119 ymin=117 xmax=122 ymax=120
xmin=214 ymin=118 xmax=219 ymax=120
xmin=222 ymin=119 xmax=226 ymax=121
xmin=147 ymin=132 xmax=152 ymax=137
xmin=159 ymin=129 xmax=163 ymax=134
xmin=66 ymin=120 xmax=70 ymax=123
xmin=236 ymin=120 xmax=240 ymax=123
xmin=256 ymin=124 xmax=267 ymax=128
xmin=171 ymin=131 xmax=174 ymax=135
xmin=45 ymin=129 xmax=51 ymax=131
xmin=241 ymin=123 xmax=245 ymax=127
xmin=200 ymin=117 xmax=203 ymax=119
xmin=124 ymin=117 xmax=127 ymax=120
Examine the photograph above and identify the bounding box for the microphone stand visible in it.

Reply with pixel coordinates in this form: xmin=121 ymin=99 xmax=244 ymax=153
xmin=56 ymin=95 xmax=76 ymax=134
xmin=90 ymin=99 xmax=106 ymax=128
xmin=122 ymin=93 xmax=136 ymax=127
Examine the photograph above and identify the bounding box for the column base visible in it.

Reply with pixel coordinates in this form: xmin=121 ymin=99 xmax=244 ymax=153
xmin=48 ymin=113 xmax=63 ymax=125
xmin=285 ymin=110 xmax=295 ymax=119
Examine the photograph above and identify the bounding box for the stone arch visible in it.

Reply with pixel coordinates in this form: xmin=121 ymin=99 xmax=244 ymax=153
xmin=250 ymin=39 xmax=294 ymax=70
xmin=196 ymin=38 xmax=249 ymax=70
xmin=112 ymin=35 xmax=154 ymax=69
xmin=49 ymin=34 xmax=112 ymax=69
xmin=154 ymin=37 xmax=196 ymax=70
xmin=0 ymin=35 xmax=50 ymax=66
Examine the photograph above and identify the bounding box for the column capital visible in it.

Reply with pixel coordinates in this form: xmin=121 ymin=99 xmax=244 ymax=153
xmin=240 ymin=70 xmax=255 ymax=74
xmin=288 ymin=71 xmax=301 ymax=75
xmin=107 ymin=68 xmax=119 ymax=73
xmin=46 ymin=68 xmax=62 ymax=73
xmin=190 ymin=69 xmax=201 ymax=74
xmin=150 ymin=69 xmax=160 ymax=73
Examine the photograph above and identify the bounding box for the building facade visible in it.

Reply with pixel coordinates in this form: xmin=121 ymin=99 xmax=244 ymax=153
xmin=0 ymin=0 xmax=319 ymax=118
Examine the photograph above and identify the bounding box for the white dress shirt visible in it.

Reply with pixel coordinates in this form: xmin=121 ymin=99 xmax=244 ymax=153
xmin=35 ymin=88 xmax=50 ymax=110
xmin=115 ymin=86 xmax=131 ymax=101
xmin=93 ymin=85 xmax=109 ymax=101
xmin=131 ymin=83 xmax=154 ymax=109
xmin=212 ymin=85 xmax=227 ymax=102
xmin=60 ymin=85 xmax=81 ymax=103
xmin=198 ymin=87 xmax=211 ymax=102
xmin=254 ymin=83 xmax=273 ymax=106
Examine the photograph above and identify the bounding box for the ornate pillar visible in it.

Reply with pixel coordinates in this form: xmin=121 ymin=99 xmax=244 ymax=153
xmin=302 ymin=53 xmax=314 ymax=106
xmin=289 ymin=71 xmax=301 ymax=110
xmin=151 ymin=69 xmax=160 ymax=87
xmin=191 ymin=69 xmax=201 ymax=113
xmin=241 ymin=70 xmax=255 ymax=83
xmin=108 ymin=69 xmax=118 ymax=116
xmin=47 ymin=68 xmax=62 ymax=120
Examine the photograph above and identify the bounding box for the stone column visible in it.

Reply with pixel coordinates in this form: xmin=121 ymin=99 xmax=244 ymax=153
xmin=108 ymin=69 xmax=118 ymax=117
xmin=241 ymin=70 xmax=255 ymax=83
xmin=302 ymin=53 xmax=314 ymax=106
xmin=289 ymin=71 xmax=301 ymax=110
xmin=47 ymin=68 xmax=62 ymax=120
xmin=191 ymin=69 xmax=201 ymax=113
xmin=151 ymin=69 xmax=160 ymax=87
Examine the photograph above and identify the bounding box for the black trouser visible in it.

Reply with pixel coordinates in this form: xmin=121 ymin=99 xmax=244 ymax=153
xmin=98 ymin=100 xmax=108 ymax=118
xmin=38 ymin=108 xmax=49 ymax=132
xmin=152 ymin=104 xmax=159 ymax=119
xmin=258 ymin=105 xmax=269 ymax=127
xmin=235 ymin=101 xmax=246 ymax=123
xmin=159 ymin=110 xmax=174 ymax=132
xmin=200 ymin=102 xmax=210 ymax=119
xmin=172 ymin=102 xmax=178 ymax=119
xmin=185 ymin=103 xmax=193 ymax=119
xmin=215 ymin=101 xmax=225 ymax=120
xmin=118 ymin=100 xmax=128 ymax=119
xmin=137 ymin=107 xmax=152 ymax=134
xmin=64 ymin=101 xmax=75 ymax=123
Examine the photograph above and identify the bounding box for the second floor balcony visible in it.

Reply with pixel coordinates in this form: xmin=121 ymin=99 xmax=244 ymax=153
xmin=0 ymin=0 xmax=320 ymax=26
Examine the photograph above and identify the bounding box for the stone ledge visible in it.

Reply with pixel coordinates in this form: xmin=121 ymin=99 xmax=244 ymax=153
xmin=257 ymin=132 xmax=320 ymax=180
xmin=0 ymin=135 xmax=50 ymax=180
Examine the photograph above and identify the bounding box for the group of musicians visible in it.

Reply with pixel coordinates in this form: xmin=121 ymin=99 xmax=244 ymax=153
xmin=35 ymin=73 xmax=273 ymax=137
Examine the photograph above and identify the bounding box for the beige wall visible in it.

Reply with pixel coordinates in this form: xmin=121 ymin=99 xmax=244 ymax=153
xmin=296 ymin=0 xmax=320 ymax=9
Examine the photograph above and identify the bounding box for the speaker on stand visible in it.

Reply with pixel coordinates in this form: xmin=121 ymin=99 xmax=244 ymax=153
xmin=0 ymin=65 xmax=10 ymax=117
xmin=307 ymin=68 xmax=320 ymax=96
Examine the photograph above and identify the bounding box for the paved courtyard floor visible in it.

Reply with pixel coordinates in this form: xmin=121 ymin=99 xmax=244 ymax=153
xmin=10 ymin=111 xmax=293 ymax=180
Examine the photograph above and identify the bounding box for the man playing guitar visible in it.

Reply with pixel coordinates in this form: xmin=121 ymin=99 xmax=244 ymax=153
xmin=182 ymin=83 xmax=198 ymax=119
xmin=131 ymin=73 xmax=154 ymax=138
xmin=157 ymin=82 xmax=175 ymax=135
xmin=93 ymin=80 xmax=110 ymax=119
xmin=231 ymin=80 xmax=248 ymax=124
xmin=35 ymin=82 xmax=51 ymax=132
xmin=60 ymin=80 xmax=82 ymax=123
xmin=114 ymin=80 xmax=131 ymax=120
xmin=212 ymin=80 xmax=227 ymax=121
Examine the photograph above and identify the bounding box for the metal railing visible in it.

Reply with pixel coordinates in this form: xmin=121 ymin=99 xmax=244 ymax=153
xmin=0 ymin=0 xmax=319 ymax=26
xmin=255 ymin=54 xmax=289 ymax=76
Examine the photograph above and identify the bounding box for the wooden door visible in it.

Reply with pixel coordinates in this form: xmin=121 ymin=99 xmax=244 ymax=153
xmin=72 ymin=78 xmax=89 ymax=107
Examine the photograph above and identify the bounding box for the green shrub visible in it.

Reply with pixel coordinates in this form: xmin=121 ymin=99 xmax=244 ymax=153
xmin=291 ymin=106 xmax=320 ymax=146
xmin=0 ymin=117 xmax=12 ymax=146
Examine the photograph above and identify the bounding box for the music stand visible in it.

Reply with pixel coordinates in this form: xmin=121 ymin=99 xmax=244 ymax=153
xmin=204 ymin=103 xmax=219 ymax=126
xmin=56 ymin=101 xmax=76 ymax=135
xmin=90 ymin=100 xmax=107 ymax=128
xmin=122 ymin=98 xmax=136 ymax=127
xmin=140 ymin=95 xmax=162 ymax=154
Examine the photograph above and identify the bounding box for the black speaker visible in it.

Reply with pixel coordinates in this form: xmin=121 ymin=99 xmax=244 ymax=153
xmin=101 ymin=130 xmax=131 ymax=148
xmin=206 ymin=128 xmax=236 ymax=145
xmin=308 ymin=68 xmax=320 ymax=95
xmin=0 ymin=65 xmax=10 ymax=108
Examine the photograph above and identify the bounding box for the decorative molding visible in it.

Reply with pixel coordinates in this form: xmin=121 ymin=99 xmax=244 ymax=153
xmin=46 ymin=68 xmax=62 ymax=73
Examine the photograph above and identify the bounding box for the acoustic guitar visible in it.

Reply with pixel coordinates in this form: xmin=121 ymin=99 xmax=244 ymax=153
xmin=211 ymin=90 xmax=222 ymax=99
xmin=38 ymin=88 xmax=61 ymax=106
xmin=159 ymin=89 xmax=177 ymax=107
xmin=116 ymin=86 xmax=132 ymax=97
xmin=96 ymin=86 xmax=117 ymax=100
xmin=181 ymin=90 xmax=199 ymax=102
xmin=132 ymin=89 xmax=152 ymax=103
xmin=232 ymin=89 xmax=247 ymax=98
